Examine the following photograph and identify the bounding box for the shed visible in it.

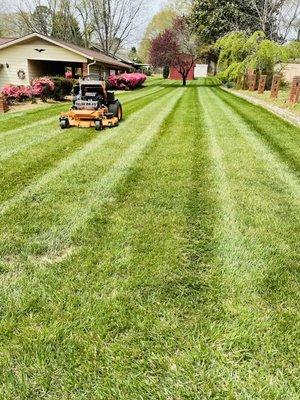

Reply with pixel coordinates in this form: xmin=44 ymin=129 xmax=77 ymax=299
xmin=194 ymin=64 xmax=208 ymax=78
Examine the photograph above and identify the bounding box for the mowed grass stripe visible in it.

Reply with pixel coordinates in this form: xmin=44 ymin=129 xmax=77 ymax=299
xmin=0 ymin=86 xmax=177 ymax=204
xmin=0 ymin=104 xmax=69 ymax=134
xmin=0 ymin=79 xmax=169 ymax=139
xmin=0 ymin=86 xmax=218 ymax=399
xmin=0 ymin=86 xmax=182 ymax=243
xmin=197 ymin=88 xmax=243 ymax=259
xmin=208 ymin=88 xmax=300 ymax=202
xmin=0 ymin=80 xmax=163 ymax=134
xmin=0 ymin=85 xmax=175 ymax=161
xmin=197 ymin=85 xmax=300 ymax=397
xmin=1 ymin=79 xmax=299 ymax=399
xmin=217 ymin=88 xmax=300 ymax=171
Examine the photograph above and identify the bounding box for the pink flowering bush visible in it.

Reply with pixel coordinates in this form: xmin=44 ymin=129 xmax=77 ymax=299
xmin=1 ymin=84 xmax=33 ymax=102
xmin=108 ymin=72 xmax=147 ymax=90
xmin=31 ymin=77 xmax=55 ymax=101
xmin=65 ymin=70 xmax=73 ymax=79
xmin=1 ymin=77 xmax=55 ymax=103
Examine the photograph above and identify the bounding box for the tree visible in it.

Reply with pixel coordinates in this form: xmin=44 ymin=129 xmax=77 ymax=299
xmin=16 ymin=0 xmax=84 ymax=45
xmin=74 ymin=0 xmax=95 ymax=47
xmin=139 ymin=6 xmax=178 ymax=63
xmin=215 ymin=30 xmax=297 ymax=83
xmin=150 ymin=17 xmax=198 ymax=86
xmin=52 ymin=9 xmax=84 ymax=45
xmin=89 ymin=0 xmax=144 ymax=56
xmin=248 ymin=0 xmax=288 ymax=41
xmin=128 ymin=47 xmax=142 ymax=63
xmin=189 ymin=0 xmax=300 ymax=43
xmin=190 ymin=0 xmax=258 ymax=44
xmin=17 ymin=0 xmax=58 ymax=36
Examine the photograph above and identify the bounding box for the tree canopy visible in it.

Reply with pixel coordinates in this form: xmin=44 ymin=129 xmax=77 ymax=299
xmin=150 ymin=17 xmax=198 ymax=86
xmin=189 ymin=0 xmax=300 ymax=44
xmin=215 ymin=30 xmax=299 ymax=82
xmin=139 ymin=6 xmax=178 ymax=63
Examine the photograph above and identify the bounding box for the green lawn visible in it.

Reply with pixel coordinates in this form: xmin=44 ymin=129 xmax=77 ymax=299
xmin=0 ymin=77 xmax=299 ymax=399
xmin=234 ymin=86 xmax=300 ymax=117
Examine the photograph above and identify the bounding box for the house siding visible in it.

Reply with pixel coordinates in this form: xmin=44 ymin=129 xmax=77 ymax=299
xmin=0 ymin=38 xmax=86 ymax=88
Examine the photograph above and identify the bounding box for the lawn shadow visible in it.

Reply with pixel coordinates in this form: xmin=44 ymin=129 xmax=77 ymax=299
xmin=159 ymin=77 xmax=221 ymax=88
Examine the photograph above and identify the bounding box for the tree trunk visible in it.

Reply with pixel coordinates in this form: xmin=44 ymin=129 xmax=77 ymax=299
xmin=182 ymin=75 xmax=187 ymax=86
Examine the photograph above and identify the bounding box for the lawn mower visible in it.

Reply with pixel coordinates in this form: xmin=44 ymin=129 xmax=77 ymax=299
xmin=59 ymin=76 xmax=122 ymax=130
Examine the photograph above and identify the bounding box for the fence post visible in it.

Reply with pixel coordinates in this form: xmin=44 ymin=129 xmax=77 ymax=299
xmin=270 ymin=75 xmax=281 ymax=99
xmin=258 ymin=75 xmax=267 ymax=94
xmin=289 ymin=76 xmax=300 ymax=105
xmin=0 ymin=95 xmax=8 ymax=113
xmin=248 ymin=74 xmax=257 ymax=91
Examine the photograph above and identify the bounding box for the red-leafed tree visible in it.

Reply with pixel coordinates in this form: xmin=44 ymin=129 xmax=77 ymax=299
xmin=150 ymin=17 xmax=198 ymax=86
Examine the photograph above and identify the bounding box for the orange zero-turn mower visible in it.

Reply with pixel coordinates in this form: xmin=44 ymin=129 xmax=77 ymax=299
xmin=59 ymin=76 xmax=122 ymax=131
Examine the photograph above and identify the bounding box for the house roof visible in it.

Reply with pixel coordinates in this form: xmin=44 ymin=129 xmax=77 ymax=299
xmin=0 ymin=33 xmax=131 ymax=70
xmin=0 ymin=37 xmax=15 ymax=45
xmin=91 ymin=44 xmax=135 ymax=66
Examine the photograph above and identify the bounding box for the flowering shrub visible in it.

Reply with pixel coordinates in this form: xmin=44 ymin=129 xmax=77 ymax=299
xmin=108 ymin=72 xmax=147 ymax=90
xmin=1 ymin=77 xmax=57 ymax=103
xmin=1 ymin=84 xmax=33 ymax=102
xmin=65 ymin=70 xmax=73 ymax=79
xmin=31 ymin=77 xmax=55 ymax=101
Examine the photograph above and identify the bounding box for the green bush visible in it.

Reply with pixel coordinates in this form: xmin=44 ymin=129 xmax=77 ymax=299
xmin=50 ymin=77 xmax=75 ymax=100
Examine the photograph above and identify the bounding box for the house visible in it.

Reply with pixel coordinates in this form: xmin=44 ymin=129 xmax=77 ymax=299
xmin=0 ymin=32 xmax=132 ymax=89
xmin=282 ymin=61 xmax=300 ymax=83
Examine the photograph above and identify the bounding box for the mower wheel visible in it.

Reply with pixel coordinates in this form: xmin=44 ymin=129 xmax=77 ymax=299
xmin=109 ymin=101 xmax=122 ymax=121
xmin=60 ymin=119 xmax=69 ymax=129
xmin=95 ymin=120 xmax=103 ymax=131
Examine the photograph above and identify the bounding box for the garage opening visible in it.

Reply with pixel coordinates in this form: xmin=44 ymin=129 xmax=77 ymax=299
xmin=28 ymin=60 xmax=84 ymax=80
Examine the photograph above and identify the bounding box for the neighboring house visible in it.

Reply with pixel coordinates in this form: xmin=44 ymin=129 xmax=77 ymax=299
xmin=0 ymin=32 xmax=132 ymax=89
xmin=91 ymin=45 xmax=135 ymax=70
xmin=194 ymin=64 xmax=208 ymax=78
xmin=91 ymin=45 xmax=151 ymax=72
xmin=282 ymin=61 xmax=300 ymax=83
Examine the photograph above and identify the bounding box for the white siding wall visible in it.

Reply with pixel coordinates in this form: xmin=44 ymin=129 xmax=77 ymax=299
xmin=194 ymin=64 xmax=208 ymax=78
xmin=0 ymin=38 xmax=86 ymax=88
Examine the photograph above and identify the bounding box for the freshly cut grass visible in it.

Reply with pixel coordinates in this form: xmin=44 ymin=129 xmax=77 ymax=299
xmin=0 ymin=83 xmax=177 ymax=204
xmin=0 ymin=88 xmax=184 ymax=254
xmin=0 ymin=78 xmax=299 ymax=399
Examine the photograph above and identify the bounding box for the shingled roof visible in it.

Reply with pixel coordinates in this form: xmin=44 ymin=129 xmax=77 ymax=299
xmin=0 ymin=33 xmax=132 ymax=70
xmin=49 ymin=36 xmax=131 ymax=70
xmin=0 ymin=37 xmax=14 ymax=45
